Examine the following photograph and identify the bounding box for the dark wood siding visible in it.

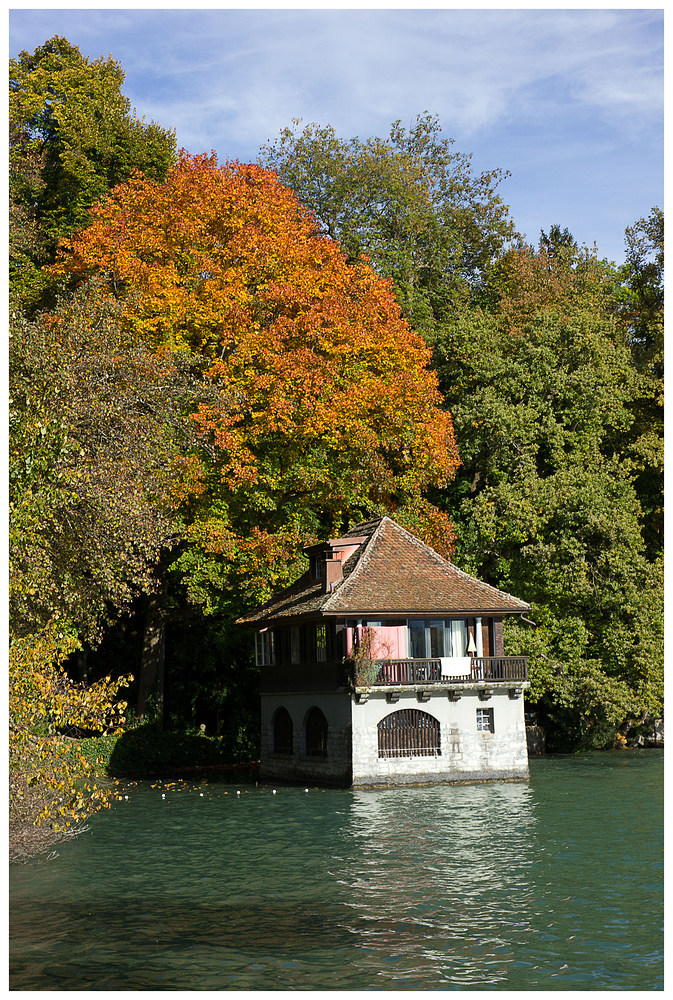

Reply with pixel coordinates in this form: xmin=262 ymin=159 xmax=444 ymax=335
xmin=493 ymin=617 xmax=504 ymax=656
xmin=481 ymin=618 xmax=492 ymax=657
xmin=260 ymin=661 xmax=346 ymax=693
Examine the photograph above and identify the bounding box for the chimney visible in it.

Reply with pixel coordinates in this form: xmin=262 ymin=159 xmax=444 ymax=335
xmin=324 ymin=557 xmax=343 ymax=592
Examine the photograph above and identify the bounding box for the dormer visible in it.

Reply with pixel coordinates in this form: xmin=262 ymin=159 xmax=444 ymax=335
xmin=303 ymin=534 xmax=367 ymax=593
xmin=308 ymin=551 xmax=321 ymax=582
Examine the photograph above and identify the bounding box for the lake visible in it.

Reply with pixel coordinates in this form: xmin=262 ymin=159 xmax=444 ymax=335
xmin=9 ymin=749 xmax=663 ymax=990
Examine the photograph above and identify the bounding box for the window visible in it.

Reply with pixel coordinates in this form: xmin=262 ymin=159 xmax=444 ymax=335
xmin=476 ymin=708 xmax=494 ymax=733
xmin=290 ymin=627 xmax=300 ymax=664
xmin=378 ymin=709 xmax=441 ymax=758
xmin=408 ymin=620 xmax=452 ymax=659
xmin=272 ymin=708 xmax=293 ymax=754
xmin=448 ymin=619 xmax=467 ymax=657
xmin=315 ymin=624 xmax=327 ymax=662
xmin=255 ymin=629 xmax=276 ymax=666
xmin=408 ymin=620 xmax=425 ymax=658
xmin=409 ymin=620 xmax=443 ymax=659
xmin=305 ymin=707 xmax=328 ymax=757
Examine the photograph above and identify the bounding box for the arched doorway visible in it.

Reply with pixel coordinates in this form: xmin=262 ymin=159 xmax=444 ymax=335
xmin=272 ymin=707 xmax=293 ymax=754
xmin=304 ymin=707 xmax=328 ymax=757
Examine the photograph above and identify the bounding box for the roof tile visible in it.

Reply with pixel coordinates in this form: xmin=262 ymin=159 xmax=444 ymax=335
xmin=236 ymin=516 xmax=529 ymax=624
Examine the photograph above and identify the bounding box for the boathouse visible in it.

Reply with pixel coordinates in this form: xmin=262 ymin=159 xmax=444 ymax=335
xmin=236 ymin=516 xmax=531 ymax=787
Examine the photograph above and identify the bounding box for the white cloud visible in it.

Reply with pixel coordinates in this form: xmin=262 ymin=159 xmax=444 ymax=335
xmin=9 ymin=7 xmax=662 ymax=264
xmin=11 ymin=10 xmax=661 ymax=146
xmin=105 ymin=9 xmax=661 ymax=160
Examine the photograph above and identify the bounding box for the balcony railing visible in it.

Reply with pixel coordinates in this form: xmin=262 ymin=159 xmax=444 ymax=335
xmin=370 ymin=656 xmax=528 ymax=686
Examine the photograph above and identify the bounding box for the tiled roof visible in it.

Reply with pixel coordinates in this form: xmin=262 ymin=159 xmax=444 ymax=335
xmin=236 ymin=517 xmax=529 ymax=624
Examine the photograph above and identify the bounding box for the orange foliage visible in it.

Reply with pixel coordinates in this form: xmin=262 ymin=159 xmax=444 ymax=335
xmin=55 ymin=153 xmax=460 ymax=592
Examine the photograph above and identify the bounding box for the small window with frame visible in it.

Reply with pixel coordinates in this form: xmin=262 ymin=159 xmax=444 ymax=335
xmin=315 ymin=624 xmax=327 ymax=662
xmin=476 ymin=707 xmax=494 ymax=733
xmin=255 ymin=629 xmax=276 ymax=666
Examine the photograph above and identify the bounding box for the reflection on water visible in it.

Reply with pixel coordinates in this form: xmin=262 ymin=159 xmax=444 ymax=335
xmin=333 ymin=783 xmax=539 ymax=988
xmin=9 ymin=751 xmax=663 ymax=990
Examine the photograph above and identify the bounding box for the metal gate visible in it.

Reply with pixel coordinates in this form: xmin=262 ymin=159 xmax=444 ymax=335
xmin=377 ymin=709 xmax=441 ymax=758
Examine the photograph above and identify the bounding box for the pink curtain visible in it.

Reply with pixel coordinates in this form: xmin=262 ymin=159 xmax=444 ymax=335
xmin=348 ymin=625 xmax=406 ymax=659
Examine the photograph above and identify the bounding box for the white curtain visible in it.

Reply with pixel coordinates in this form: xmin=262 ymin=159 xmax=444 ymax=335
xmin=450 ymin=620 xmax=467 ymax=657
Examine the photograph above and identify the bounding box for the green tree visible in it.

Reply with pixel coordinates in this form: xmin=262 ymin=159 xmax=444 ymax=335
xmin=432 ymin=244 xmax=662 ymax=749
xmin=9 ymin=279 xmax=208 ymax=644
xmin=9 ymin=35 xmax=176 ymax=309
xmin=621 ymin=207 xmax=664 ymax=368
xmin=9 ymin=279 xmax=216 ymax=839
xmin=618 ymin=207 xmax=664 ymax=558
xmin=260 ymin=114 xmax=515 ymax=334
xmin=538 ymin=223 xmax=577 ymax=259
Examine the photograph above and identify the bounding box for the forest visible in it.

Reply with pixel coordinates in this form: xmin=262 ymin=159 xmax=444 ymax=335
xmin=9 ymin=37 xmax=663 ymax=842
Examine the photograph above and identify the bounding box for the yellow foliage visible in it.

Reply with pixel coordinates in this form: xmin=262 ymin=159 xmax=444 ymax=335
xmin=9 ymin=624 xmax=132 ymax=831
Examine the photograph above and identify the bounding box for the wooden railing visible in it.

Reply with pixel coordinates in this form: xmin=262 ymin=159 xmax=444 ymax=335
xmin=471 ymin=657 xmax=528 ymax=682
xmin=371 ymin=656 xmax=528 ymax=686
xmin=375 ymin=659 xmax=442 ymax=684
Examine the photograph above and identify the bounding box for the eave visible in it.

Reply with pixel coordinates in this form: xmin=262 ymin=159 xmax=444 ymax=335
xmin=237 ymin=606 xmax=529 ymax=628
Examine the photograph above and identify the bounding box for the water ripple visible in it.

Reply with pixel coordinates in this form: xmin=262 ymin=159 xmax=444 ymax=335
xmin=10 ymin=750 xmax=663 ymax=990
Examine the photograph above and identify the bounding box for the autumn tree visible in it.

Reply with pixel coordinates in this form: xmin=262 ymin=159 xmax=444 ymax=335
xmin=9 ymin=35 xmax=176 ymax=309
xmin=9 ymin=626 xmax=132 ymax=852
xmin=484 ymin=238 xmax=619 ymax=325
xmin=9 ymin=279 xmax=217 ymax=841
xmin=259 ymin=115 xmax=515 ymax=333
xmin=53 ymin=152 xmax=460 ymax=712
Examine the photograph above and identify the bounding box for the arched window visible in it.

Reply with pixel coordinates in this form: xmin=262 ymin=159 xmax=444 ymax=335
xmin=304 ymin=707 xmax=328 ymax=757
xmin=272 ymin=707 xmax=293 ymax=755
xmin=378 ymin=709 xmax=441 ymax=758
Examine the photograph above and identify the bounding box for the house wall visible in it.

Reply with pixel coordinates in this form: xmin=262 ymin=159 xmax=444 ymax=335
xmin=260 ymin=685 xmax=528 ymax=787
xmin=260 ymin=691 xmax=352 ymax=785
xmin=351 ymin=688 xmax=529 ymax=787
xmin=260 ymin=661 xmax=345 ymax=693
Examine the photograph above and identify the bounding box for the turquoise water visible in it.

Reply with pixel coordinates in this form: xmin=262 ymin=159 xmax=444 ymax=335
xmin=10 ymin=750 xmax=663 ymax=990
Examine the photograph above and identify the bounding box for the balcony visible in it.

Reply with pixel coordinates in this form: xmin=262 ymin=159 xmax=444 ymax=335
xmin=356 ymin=656 xmax=528 ymax=687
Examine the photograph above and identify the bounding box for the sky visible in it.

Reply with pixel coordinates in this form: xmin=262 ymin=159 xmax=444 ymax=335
xmin=8 ymin=5 xmax=664 ymax=266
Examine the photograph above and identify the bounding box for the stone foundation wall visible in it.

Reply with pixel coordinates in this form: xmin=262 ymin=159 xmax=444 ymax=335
xmin=638 ymin=717 xmax=664 ymax=747
xmin=260 ymin=691 xmax=352 ymax=785
xmin=351 ymin=688 xmax=529 ymax=787
xmin=526 ymin=725 xmax=546 ymax=755
xmin=260 ymin=686 xmax=529 ymax=788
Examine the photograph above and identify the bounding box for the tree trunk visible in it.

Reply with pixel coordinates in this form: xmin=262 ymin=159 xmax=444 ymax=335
xmin=75 ymin=648 xmax=89 ymax=685
xmin=137 ymin=590 xmax=167 ymax=725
